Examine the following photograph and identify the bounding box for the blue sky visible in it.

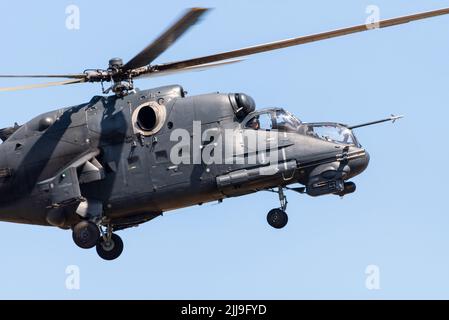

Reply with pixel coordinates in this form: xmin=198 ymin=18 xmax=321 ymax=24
xmin=0 ymin=0 xmax=448 ymax=299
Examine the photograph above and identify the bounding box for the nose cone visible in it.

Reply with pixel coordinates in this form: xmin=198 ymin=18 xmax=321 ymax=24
xmin=348 ymin=149 xmax=370 ymax=178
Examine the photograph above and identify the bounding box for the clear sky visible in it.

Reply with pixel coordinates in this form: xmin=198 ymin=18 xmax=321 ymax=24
xmin=0 ymin=0 xmax=448 ymax=299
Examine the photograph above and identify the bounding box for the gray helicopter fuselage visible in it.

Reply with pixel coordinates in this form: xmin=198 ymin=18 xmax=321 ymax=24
xmin=0 ymin=85 xmax=369 ymax=229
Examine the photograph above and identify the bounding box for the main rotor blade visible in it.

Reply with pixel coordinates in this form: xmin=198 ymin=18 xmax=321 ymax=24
xmin=153 ymin=7 xmax=449 ymax=72
xmin=0 ymin=74 xmax=86 ymax=79
xmin=0 ymin=78 xmax=85 ymax=92
xmin=123 ymin=7 xmax=209 ymax=71
xmin=135 ymin=59 xmax=243 ymax=79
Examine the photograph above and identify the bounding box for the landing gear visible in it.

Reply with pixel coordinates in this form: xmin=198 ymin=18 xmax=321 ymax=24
xmin=96 ymin=233 xmax=124 ymax=261
xmin=72 ymin=220 xmax=100 ymax=249
xmin=267 ymin=208 xmax=288 ymax=229
xmin=72 ymin=220 xmax=124 ymax=260
xmin=267 ymin=187 xmax=289 ymax=229
xmin=95 ymin=224 xmax=123 ymax=261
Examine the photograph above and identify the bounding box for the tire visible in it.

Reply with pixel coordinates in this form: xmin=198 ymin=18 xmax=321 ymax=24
xmin=267 ymin=209 xmax=288 ymax=229
xmin=96 ymin=234 xmax=124 ymax=261
xmin=72 ymin=221 xmax=100 ymax=249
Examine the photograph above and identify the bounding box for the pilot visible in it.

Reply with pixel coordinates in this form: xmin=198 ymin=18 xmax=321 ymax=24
xmin=248 ymin=116 xmax=260 ymax=130
xmin=338 ymin=127 xmax=350 ymax=144
xmin=305 ymin=125 xmax=315 ymax=136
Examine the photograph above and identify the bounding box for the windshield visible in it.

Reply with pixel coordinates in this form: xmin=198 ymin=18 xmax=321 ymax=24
xmin=302 ymin=124 xmax=359 ymax=146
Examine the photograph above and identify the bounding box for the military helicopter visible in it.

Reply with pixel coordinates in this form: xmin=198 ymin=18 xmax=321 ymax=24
xmin=0 ymin=7 xmax=447 ymax=261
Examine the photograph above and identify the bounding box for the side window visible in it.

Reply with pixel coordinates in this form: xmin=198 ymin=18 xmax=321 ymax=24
xmin=245 ymin=113 xmax=273 ymax=131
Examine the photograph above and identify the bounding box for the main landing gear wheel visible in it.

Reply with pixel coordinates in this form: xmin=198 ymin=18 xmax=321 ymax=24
xmin=267 ymin=209 xmax=288 ymax=229
xmin=96 ymin=233 xmax=124 ymax=261
xmin=267 ymin=187 xmax=289 ymax=229
xmin=72 ymin=221 xmax=100 ymax=249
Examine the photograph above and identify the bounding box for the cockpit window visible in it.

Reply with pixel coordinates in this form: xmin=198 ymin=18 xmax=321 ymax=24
xmin=273 ymin=110 xmax=301 ymax=132
xmin=245 ymin=109 xmax=301 ymax=132
xmin=245 ymin=113 xmax=273 ymax=131
xmin=304 ymin=124 xmax=357 ymax=146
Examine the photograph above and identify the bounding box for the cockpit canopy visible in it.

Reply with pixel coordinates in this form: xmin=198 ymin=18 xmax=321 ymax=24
xmin=244 ymin=108 xmax=302 ymax=132
xmin=243 ymin=108 xmax=360 ymax=147
xmin=300 ymin=123 xmax=360 ymax=147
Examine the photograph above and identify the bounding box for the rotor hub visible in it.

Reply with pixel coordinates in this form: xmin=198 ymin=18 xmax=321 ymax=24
xmin=108 ymin=58 xmax=124 ymax=70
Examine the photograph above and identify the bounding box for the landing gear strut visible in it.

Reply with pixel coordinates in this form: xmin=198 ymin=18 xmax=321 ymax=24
xmin=267 ymin=187 xmax=289 ymax=229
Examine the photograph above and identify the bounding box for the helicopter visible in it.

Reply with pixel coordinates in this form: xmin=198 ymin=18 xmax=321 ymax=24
xmin=0 ymin=7 xmax=447 ymax=261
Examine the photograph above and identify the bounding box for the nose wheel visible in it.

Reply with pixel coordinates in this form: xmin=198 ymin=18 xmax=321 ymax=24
xmin=267 ymin=187 xmax=289 ymax=229
xmin=267 ymin=208 xmax=288 ymax=229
